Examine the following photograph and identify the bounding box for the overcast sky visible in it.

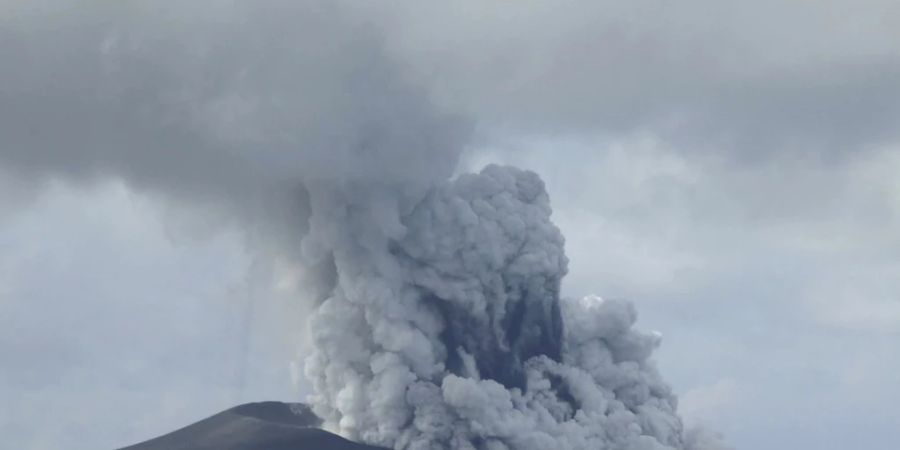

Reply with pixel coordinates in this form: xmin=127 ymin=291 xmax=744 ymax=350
xmin=1 ymin=1 xmax=899 ymax=450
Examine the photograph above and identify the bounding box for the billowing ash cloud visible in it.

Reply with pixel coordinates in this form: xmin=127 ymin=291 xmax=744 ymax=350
xmin=0 ymin=2 xmax=729 ymax=449
xmin=302 ymin=164 xmax=725 ymax=449
xmin=0 ymin=0 xmax=467 ymax=244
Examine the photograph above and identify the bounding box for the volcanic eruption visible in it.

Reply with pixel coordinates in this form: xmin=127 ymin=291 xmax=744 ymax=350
xmin=298 ymin=164 xmax=708 ymax=450
xmin=0 ymin=2 xmax=729 ymax=449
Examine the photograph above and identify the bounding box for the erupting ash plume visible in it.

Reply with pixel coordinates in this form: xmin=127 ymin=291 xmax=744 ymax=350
xmin=1 ymin=2 xmax=728 ymax=449
xmin=300 ymin=165 xmax=719 ymax=450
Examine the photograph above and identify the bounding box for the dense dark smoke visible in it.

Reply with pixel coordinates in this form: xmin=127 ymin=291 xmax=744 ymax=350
xmin=0 ymin=2 xmax=729 ymax=449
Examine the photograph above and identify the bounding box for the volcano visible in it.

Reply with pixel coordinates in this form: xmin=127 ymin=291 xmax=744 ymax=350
xmin=120 ymin=402 xmax=384 ymax=450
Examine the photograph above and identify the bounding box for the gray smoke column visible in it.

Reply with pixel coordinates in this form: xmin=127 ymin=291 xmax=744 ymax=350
xmin=0 ymin=2 xmax=727 ymax=449
xmin=302 ymin=165 xmax=725 ymax=450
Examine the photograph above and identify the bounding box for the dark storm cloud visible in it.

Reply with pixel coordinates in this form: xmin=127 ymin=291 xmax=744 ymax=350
xmin=674 ymin=61 xmax=900 ymax=160
xmin=366 ymin=0 xmax=900 ymax=159
xmin=3 ymin=1 xmax=899 ymax=190
xmin=0 ymin=0 xmax=469 ymax=230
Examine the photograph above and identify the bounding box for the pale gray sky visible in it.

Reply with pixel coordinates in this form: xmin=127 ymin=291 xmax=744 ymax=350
xmin=1 ymin=1 xmax=899 ymax=449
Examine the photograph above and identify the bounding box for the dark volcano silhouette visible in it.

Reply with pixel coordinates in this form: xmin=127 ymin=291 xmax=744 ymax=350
xmin=120 ymin=401 xmax=385 ymax=450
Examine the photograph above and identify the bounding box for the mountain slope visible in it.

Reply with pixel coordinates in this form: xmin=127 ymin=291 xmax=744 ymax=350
xmin=120 ymin=402 xmax=385 ymax=450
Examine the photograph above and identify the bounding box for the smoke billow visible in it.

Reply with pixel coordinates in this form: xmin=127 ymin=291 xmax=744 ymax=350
xmin=302 ymin=164 xmax=721 ymax=450
xmin=0 ymin=2 xmax=728 ymax=449
xmin=0 ymin=0 xmax=466 ymax=240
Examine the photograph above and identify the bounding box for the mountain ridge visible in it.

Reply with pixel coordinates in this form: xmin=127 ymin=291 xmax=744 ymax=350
xmin=120 ymin=401 xmax=385 ymax=450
